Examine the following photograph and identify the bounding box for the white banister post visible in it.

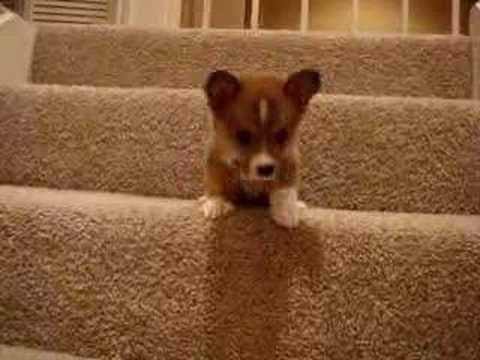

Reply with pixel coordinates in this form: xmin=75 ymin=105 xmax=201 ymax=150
xmin=161 ymin=0 xmax=182 ymax=28
xmin=121 ymin=0 xmax=181 ymax=28
xmin=470 ymin=2 xmax=480 ymax=99
xmin=402 ymin=0 xmax=409 ymax=34
xmin=300 ymin=0 xmax=309 ymax=32
xmin=452 ymin=0 xmax=460 ymax=35
xmin=22 ymin=0 xmax=33 ymax=21
xmin=202 ymin=0 xmax=212 ymax=29
xmin=352 ymin=0 xmax=359 ymax=34
xmin=115 ymin=0 xmax=124 ymax=24
xmin=251 ymin=0 xmax=260 ymax=30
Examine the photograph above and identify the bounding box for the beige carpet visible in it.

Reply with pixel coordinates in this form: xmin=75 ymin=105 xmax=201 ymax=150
xmin=32 ymin=25 xmax=472 ymax=99
xmin=0 ymin=21 xmax=479 ymax=360
xmin=0 ymin=85 xmax=478 ymax=215
xmin=0 ymin=345 xmax=93 ymax=360
xmin=0 ymin=186 xmax=479 ymax=360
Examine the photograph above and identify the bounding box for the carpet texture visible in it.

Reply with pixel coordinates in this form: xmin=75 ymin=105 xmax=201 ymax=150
xmin=0 ymin=186 xmax=479 ymax=360
xmin=1 ymin=21 xmax=480 ymax=360
xmin=31 ymin=25 xmax=473 ymax=99
xmin=0 ymin=345 xmax=93 ymax=360
xmin=0 ymin=85 xmax=478 ymax=215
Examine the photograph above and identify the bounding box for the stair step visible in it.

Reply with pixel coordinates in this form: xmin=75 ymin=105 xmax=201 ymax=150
xmin=32 ymin=25 xmax=472 ymax=99
xmin=0 ymin=85 xmax=478 ymax=214
xmin=0 ymin=345 xmax=94 ymax=360
xmin=0 ymin=185 xmax=479 ymax=359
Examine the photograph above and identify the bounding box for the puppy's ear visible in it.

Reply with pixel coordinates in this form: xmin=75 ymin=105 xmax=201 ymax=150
xmin=284 ymin=69 xmax=321 ymax=110
xmin=204 ymin=70 xmax=241 ymax=112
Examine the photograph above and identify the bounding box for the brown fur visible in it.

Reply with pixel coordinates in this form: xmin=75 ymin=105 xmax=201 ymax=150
xmin=203 ymin=70 xmax=320 ymax=206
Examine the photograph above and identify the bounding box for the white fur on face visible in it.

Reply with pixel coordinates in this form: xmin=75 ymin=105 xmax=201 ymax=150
xmin=249 ymin=151 xmax=277 ymax=180
xmin=259 ymin=98 xmax=268 ymax=125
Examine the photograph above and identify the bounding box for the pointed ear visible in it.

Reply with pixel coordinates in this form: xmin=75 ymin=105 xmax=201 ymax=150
xmin=284 ymin=69 xmax=321 ymax=110
xmin=204 ymin=70 xmax=241 ymax=112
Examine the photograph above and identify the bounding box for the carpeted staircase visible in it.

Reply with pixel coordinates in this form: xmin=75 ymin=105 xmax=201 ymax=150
xmin=0 ymin=19 xmax=479 ymax=360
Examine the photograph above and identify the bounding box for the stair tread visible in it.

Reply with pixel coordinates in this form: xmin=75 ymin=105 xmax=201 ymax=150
xmin=0 ymin=185 xmax=479 ymax=359
xmin=0 ymin=345 xmax=94 ymax=360
xmin=0 ymin=184 xmax=478 ymax=227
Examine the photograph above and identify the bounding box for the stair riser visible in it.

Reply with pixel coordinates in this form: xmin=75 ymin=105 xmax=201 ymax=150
xmin=32 ymin=25 xmax=472 ymax=99
xmin=0 ymin=86 xmax=478 ymax=214
xmin=0 ymin=187 xmax=479 ymax=359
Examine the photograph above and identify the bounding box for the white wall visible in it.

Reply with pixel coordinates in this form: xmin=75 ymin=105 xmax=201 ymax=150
xmin=471 ymin=2 xmax=480 ymax=99
xmin=0 ymin=9 xmax=36 ymax=85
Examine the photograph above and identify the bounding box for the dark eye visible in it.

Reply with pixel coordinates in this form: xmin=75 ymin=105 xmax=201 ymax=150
xmin=236 ymin=129 xmax=253 ymax=146
xmin=274 ymin=129 xmax=289 ymax=145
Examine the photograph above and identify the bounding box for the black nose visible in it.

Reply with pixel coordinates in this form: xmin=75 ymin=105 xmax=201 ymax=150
xmin=257 ymin=164 xmax=275 ymax=177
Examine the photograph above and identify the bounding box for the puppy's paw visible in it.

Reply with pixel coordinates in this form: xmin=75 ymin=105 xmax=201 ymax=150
xmin=297 ymin=200 xmax=307 ymax=210
xmin=271 ymin=203 xmax=300 ymax=228
xmin=201 ymin=196 xmax=235 ymax=219
xmin=270 ymin=188 xmax=301 ymax=229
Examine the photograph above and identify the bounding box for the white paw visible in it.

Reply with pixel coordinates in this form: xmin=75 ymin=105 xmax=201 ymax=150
xmin=270 ymin=188 xmax=302 ymax=229
xmin=271 ymin=204 xmax=300 ymax=228
xmin=200 ymin=196 xmax=235 ymax=219
xmin=297 ymin=200 xmax=307 ymax=209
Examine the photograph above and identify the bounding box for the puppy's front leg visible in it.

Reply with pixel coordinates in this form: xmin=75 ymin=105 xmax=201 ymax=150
xmin=270 ymin=187 xmax=303 ymax=228
xmin=200 ymin=158 xmax=236 ymax=219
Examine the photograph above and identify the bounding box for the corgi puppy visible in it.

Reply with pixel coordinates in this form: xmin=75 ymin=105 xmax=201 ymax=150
xmin=200 ymin=69 xmax=321 ymax=228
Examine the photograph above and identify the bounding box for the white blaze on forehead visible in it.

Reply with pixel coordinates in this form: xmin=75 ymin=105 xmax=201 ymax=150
xmin=259 ymin=98 xmax=269 ymax=124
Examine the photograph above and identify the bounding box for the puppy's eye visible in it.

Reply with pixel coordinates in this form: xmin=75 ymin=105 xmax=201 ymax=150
xmin=274 ymin=129 xmax=289 ymax=145
xmin=236 ymin=129 xmax=253 ymax=146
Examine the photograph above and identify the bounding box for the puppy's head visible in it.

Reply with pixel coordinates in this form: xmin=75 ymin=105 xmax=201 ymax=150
xmin=204 ymin=69 xmax=320 ymax=182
